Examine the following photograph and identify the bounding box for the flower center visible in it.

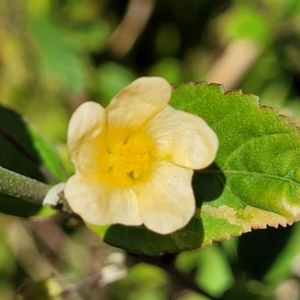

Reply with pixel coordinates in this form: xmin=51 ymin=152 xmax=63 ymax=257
xmin=97 ymin=130 xmax=156 ymax=188
xmin=110 ymin=138 xmax=151 ymax=179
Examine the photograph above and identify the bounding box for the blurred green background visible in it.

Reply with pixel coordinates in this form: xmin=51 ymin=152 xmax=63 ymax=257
xmin=1 ymin=0 xmax=300 ymax=299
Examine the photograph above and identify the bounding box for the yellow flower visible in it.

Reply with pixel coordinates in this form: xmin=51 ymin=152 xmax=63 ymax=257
xmin=64 ymin=77 xmax=218 ymax=234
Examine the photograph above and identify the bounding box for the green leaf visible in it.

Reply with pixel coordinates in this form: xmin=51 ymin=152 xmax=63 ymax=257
xmin=96 ymin=82 xmax=300 ymax=255
xmin=93 ymin=217 xmax=203 ymax=256
xmin=0 ymin=104 xmax=66 ymax=216
xmin=98 ymin=210 xmax=227 ymax=255
xmin=222 ymin=3 xmax=271 ymax=43
xmin=170 ymin=82 xmax=300 ymax=247
xmin=28 ymin=127 xmax=67 ymax=183
xmin=176 ymin=245 xmax=234 ymax=297
xmin=29 ymin=17 xmax=84 ymax=92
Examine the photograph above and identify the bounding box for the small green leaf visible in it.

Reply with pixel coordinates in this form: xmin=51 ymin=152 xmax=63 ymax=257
xmin=29 ymin=127 xmax=67 ymax=182
xmin=0 ymin=104 xmax=65 ymax=216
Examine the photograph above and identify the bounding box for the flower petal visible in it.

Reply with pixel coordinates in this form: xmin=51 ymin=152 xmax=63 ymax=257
xmin=137 ymin=162 xmax=195 ymax=234
xmin=106 ymin=77 xmax=171 ymax=130
xmin=145 ymin=106 xmax=219 ymax=169
xmin=68 ymin=101 xmax=105 ymax=164
xmin=65 ymin=175 xmax=142 ymax=226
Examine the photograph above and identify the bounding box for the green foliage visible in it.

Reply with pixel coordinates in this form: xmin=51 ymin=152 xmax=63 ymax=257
xmin=0 ymin=105 xmax=66 ymax=216
xmin=111 ymin=263 xmax=167 ymax=300
xmin=29 ymin=17 xmax=85 ymax=92
xmin=172 ymin=83 xmax=300 ymax=247
xmin=96 ymin=62 xmax=136 ymax=106
xmin=177 ymin=244 xmax=234 ymax=297
xmin=221 ymin=3 xmax=271 ymax=43
xmin=91 ymin=217 xmax=203 ymax=256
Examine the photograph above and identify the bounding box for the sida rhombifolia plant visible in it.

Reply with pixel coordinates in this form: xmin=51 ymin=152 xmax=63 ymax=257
xmin=1 ymin=77 xmax=300 ymax=255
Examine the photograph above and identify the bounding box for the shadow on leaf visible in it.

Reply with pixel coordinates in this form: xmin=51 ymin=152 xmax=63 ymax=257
xmin=192 ymin=162 xmax=226 ymax=207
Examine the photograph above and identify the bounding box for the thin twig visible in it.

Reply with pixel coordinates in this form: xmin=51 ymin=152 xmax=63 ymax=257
xmin=109 ymin=0 xmax=155 ymax=56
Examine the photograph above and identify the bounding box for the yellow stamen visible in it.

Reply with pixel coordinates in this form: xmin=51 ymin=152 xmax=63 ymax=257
xmin=95 ymin=130 xmax=156 ymax=188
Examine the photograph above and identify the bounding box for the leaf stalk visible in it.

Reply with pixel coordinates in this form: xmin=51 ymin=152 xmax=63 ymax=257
xmin=0 ymin=165 xmax=50 ymax=206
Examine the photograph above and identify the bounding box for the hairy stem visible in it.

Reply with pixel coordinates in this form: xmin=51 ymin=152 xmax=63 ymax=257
xmin=0 ymin=165 xmax=50 ymax=205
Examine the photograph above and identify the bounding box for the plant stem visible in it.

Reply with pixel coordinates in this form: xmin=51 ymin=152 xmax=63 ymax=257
xmin=0 ymin=165 xmax=50 ymax=206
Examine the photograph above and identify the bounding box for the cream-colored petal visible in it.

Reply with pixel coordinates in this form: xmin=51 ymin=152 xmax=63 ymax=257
xmin=64 ymin=175 xmax=142 ymax=226
xmin=137 ymin=162 xmax=195 ymax=234
xmin=106 ymin=77 xmax=171 ymax=130
xmin=145 ymin=106 xmax=218 ymax=169
xmin=68 ymin=102 xmax=106 ymax=162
